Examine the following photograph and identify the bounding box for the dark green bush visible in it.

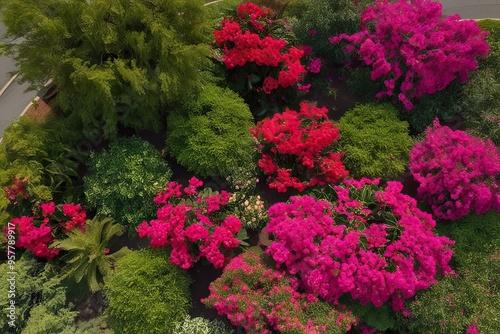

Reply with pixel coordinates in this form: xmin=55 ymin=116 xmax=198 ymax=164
xmin=83 ymin=136 xmax=172 ymax=233
xmin=336 ymin=103 xmax=413 ymax=179
xmin=399 ymin=250 xmax=500 ymax=334
xmin=436 ymin=210 xmax=500 ymax=268
xmin=165 ymin=84 xmax=255 ymax=179
xmin=287 ymin=0 xmax=371 ymax=61
xmin=104 ymin=248 xmax=191 ymax=334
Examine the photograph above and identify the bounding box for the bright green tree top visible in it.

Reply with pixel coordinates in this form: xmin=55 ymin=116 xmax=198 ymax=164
xmin=1 ymin=0 xmax=212 ymax=137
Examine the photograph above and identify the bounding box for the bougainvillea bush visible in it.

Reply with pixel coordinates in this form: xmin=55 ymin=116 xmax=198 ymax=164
xmin=6 ymin=202 xmax=86 ymax=258
xmin=409 ymin=119 xmax=500 ymax=221
xmin=203 ymin=249 xmax=357 ymax=334
xmin=251 ymin=101 xmax=348 ymax=192
xmin=213 ymin=2 xmax=306 ymax=116
xmin=137 ymin=177 xmax=244 ymax=269
xmin=330 ymin=0 xmax=489 ymax=111
xmin=266 ymin=178 xmax=454 ymax=313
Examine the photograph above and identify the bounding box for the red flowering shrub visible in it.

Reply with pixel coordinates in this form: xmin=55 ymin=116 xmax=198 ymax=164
xmin=266 ymin=178 xmax=454 ymax=311
xmin=202 ymin=250 xmax=357 ymax=334
xmin=330 ymin=0 xmax=489 ymax=110
xmin=251 ymin=101 xmax=348 ymax=192
xmin=3 ymin=176 xmax=28 ymax=204
xmin=137 ymin=177 xmax=243 ymax=269
xmin=214 ymin=2 xmax=306 ymax=115
xmin=409 ymin=119 xmax=500 ymax=221
xmin=6 ymin=202 xmax=87 ymax=258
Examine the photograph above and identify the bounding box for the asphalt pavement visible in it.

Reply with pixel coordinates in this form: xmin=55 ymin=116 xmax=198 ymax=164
xmin=0 ymin=1 xmax=500 ymax=137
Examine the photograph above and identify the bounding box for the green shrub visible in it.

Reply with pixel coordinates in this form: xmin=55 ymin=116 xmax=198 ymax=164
xmin=336 ymin=103 xmax=413 ymax=179
xmin=399 ymin=250 xmax=500 ymax=334
xmin=83 ymin=136 xmax=172 ymax=233
xmin=52 ymin=216 xmax=130 ymax=293
xmin=287 ymin=0 xmax=370 ymax=61
xmin=70 ymin=316 xmax=114 ymax=334
xmin=0 ymin=254 xmax=77 ymax=333
xmin=165 ymin=84 xmax=255 ymax=179
xmin=477 ymin=19 xmax=500 ymax=77
xmin=174 ymin=316 xmax=234 ymax=334
xmin=436 ymin=210 xmax=500 ymax=268
xmin=104 ymin=248 xmax=191 ymax=334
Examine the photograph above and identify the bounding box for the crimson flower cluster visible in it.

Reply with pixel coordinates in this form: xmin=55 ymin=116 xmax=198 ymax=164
xmin=214 ymin=2 xmax=305 ymax=95
xmin=251 ymin=101 xmax=348 ymax=192
xmin=330 ymin=0 xmax=489 ymax=110
xmin=266 ymin=178 xmax=454 ymax=311
xmin=409 ymin=119 xmax=500 ymax=221
xmin=137 ymin=177 xmax=243 ymax=269
xmin=7 ymin=202 xmax=87 ymax=258
xmin=202 ymin=251 xmax=357 ymax=334
xmin=3 ymin=176 xmax=28 ymax=204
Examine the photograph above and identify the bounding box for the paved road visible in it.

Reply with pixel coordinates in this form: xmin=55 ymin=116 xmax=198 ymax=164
xmin=439 ymin=0 xmax=500 ymax=19
xmin=0 ymin=1 xmax=499 ymax=137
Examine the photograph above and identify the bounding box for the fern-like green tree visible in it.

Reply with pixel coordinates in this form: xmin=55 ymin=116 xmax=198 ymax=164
xmin=104 ymin=248 xmax=192 ymax=334
xmin=165 ymin=84 xmax=255 ymax=179
xmin=52 ymin=216 xmax=130 ymax=293
xmin=0 ymin=0 xmax=212 ymax=137
xmin=83 ymin=136 xmax=172 ymax=233
xmin=336 ymin=103 xmax=413 ymax=180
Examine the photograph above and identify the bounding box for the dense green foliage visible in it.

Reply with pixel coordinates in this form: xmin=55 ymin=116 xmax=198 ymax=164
xmin=400 ymin=251 xmax=500 ymax=334
xmin=104 ymin=248 xmax=192 ymax=334
xmin=457 ymin=19 xmax=500 ymax=144
xmin=84 ymin=136 xmax=172 ymax=233
xmin=336 ymin=103 xmax=413 ymax=179
xmin=174 ymin=316 xmax=235 ymax=334
xmin=286 ymin=0 xmax=369 ymax=60
xmin=1 ymin=0 xmax=212 ymax=137
xmin=0 ymin=255 xmax=77 ymax=333
xmin=0 ymin=116 xmax=81 ymax=227
xmin=52 ymin=216 xmax=130 ymax=293
xmin=165 ymin=84 xmax=255 ymax=178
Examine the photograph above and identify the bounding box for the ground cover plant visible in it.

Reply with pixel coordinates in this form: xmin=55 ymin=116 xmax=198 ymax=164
xmin=1 ymin=1 xmax=500 ymax=333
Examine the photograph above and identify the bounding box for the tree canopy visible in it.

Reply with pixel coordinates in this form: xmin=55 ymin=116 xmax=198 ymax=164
xmin=0 ymin=0 xmax=212 ymax=137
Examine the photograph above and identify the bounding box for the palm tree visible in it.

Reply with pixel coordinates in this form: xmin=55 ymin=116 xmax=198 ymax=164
xmin=52 ymin=216 xmax=130 ymax=293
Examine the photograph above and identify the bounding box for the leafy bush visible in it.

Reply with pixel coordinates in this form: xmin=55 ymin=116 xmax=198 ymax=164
xmin=409 ymin=119 xmax=500 ymax=221
xmin=165 ymin=84 xmax=255 ymax=179
xmin=84 ymin=136 xmax=172 ymax=232
xmin=330 ymin=0 xmax=489 ymax=111
xmin=287 ymin=0 xmax=369 ymax=61
xmin=271 ymin=179 xmax=454 ymax=315
xmin=400 ymin=250 xmax=500 ymax=334
xmin=52 ymin=216 xmax=130 ymax=293
xmin=137 ymin=177 xmax=244 ymax=269
xmin=174 ymin=316 xmax=234 ymax=334
xmin=104 ymin=248 xmax=191 ymax=334
xmin=203 ymin=249 xmax=357 ymax=333
xmin=0 ymin=255 xmax=77 ymax=333
xmin=336 ymin=103 xmax=413 ymax=179
xmin=436 ymin=210 xmax=500 ymax=269
xmin=477 ymin=19 xmax=500 ymax=77
xmin=0 ymin=116 xmax=81 ymax=227
xmin=251 ymin=101 xmax=348 ymax=192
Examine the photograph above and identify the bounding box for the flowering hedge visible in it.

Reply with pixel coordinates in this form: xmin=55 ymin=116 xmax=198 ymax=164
xmin=5 ymin=202 xmax=87 ymax=258
xmin=409 ymin=119 xmax=500 ymax=221
xmin=214 ymin=2 xmax=305 ymax=114
xmin=203 ymin=250 xmax=357 ymax=334
xmin=330 ymin=0 xmax=489 ymax=110
xmin=251 ymin=101 xmax=348 ymax=192
xmin=266 ymin=178 xmax=454 ymax=311
xmin=137 ymin=177 xmax=243 ymax=269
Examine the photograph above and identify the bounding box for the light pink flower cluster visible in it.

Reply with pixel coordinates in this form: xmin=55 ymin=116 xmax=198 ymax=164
xmin=6 ymin=202 xmax=87 ymax=258
xmin=202 ymin=251 xmax=357 ymax=333
xmin=137 ymin=177 xmax=243 ymax=269
xmin=329 ymin=0 xmax=489 ymax=110
xmin=409 ymin=119 xmax=500 ymax=221
xmin=251 ymin=101 xmax=348 ymax=192
xmin=266 ymin=179 xmax=454 ymax=311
